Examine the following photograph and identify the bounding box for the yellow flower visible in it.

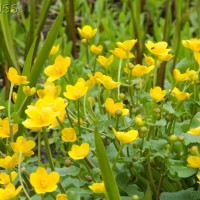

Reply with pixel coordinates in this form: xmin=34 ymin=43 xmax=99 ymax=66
xmin=88 ymin=72 xmax=104 ymax=85
xmin=77 ymin=25 xmax=97 ymax=40
xmin=0 ymin=153 xmax=20 ymax=169
xmin=188 ymin=126 xmax=200 ymax=136
xmin=131 ymin=64 xmax=154 ymax=77
xmin=197 ymin=174 xmax=200 ymax=184
xmin=63 ymin=79 xmax=88 ymax=100
xmin=12 ymin=92 xmax=17 ymax=103
xmin=90 ymin=44 xmax=103 ymax=55
xmin=62 ymin=128 xmax=77 ymax=142
xmin=0 ymin=106 xmax=5 ymax=110
xmin=194 ymin=52 xmax=200 ymax=66
xmin=0 ymin=172 xmax=17 ymax=185
xmin=186 ymin=69 xmax=198 ymax=81
xmin=110 ymin=48 xmax=135 ymax=59
xmin=49 ymin=45 xmax=59 ymax=56
xmin=173 ymin=69 xmax=188 ymax=82
xmin=23 ymin=86 xmax=36 ymax=96
xmin=97 ymin=55 xmax=114 ymax=69
xmin=0 ymin=183 xmax=22 ymax=200
xmin=116 ymin=39 xmax=137 ymax=52
xmin=0 ymin=118 xmax=18 ymax=138
xmin=68 ymin=143 xmax=90 ymax=160
xmin=22 ymin=105 xmax=58 ymax=130
xmin=187 ymin=156 xmax=200 ymax=168
xmin=101 ymin=75 xmax=120 ymax=90
xmin=10 ymin=136 xmax=36 ymax=157
xmin=37 ymin=82 xmax=61 ymax=99
xmin=89 ymin=182 xmax=106 ymax=194
xmin=150 ymin=86 xmax=166 ymax=102
xmin=30 ymin=167 xmax=60 ymax=194
xmin=112 ymin=127 xmax=138 ymax=144
xmin=182 ymin=38 xmax=200 ymax=52
xmin=171 ymin=87 xmax=190 ymax=101
xmin=144 ymin=54 xmax=155 ymax=66
xmin=7 ymin=67 xmax=29 ymax=85
xmin=145 ymin=41 xmax=173 ymax=61
xmin=56 ymin=194 xmax=68 ymax=200
xmin=134 ymin=115 xmax=145 ymax=126
xmin=105 ymin=98 xmax=129 ymax=117
xmin=44 ymin=55 xmax=71 ymax=82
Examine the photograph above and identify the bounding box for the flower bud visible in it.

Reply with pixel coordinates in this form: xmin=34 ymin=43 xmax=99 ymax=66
xmin=115 ymin=109 xmax=122 ymax=116
xmin=169 ymin=135 xmax=178 ymax=142
xmin=154 ymin=107 xmax=161 ymax=113
xmin=88 ymin=96 xmax=95 ymax=105
xmin=64 ymin=158 xmax=72 ymax=167
xmin=119 ymin=93 xmax=126 ymax=100
xmin=189 ymin=146 xmax=199 ymax=155
xmin=178 ymin=136 xmax=184 ymax=141
xmin=81 ymin=39 xmax=87 ymax=44
xmin=140 ymin=126 xmax=148 ymax=133
xmin=85 ymin=175 xmax=93 ymax=181
xmin=132 ymin=195 xmax=139 ymax=200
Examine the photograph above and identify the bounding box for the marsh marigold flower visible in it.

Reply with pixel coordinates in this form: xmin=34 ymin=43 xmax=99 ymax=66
xmin=77 ymin=25 xmax=97 ymax=40
xmin=62 ymin=128 xmax=77 ymax=142
xmin=186 ymin=69 xmax=198 ymax=81
xmin=197 ymin=174 xmax=200 ymax=184
xmin=116 ymin=39 xmax=137 ymax=52
xmin=23 ymin=86 xmax=36 ymax=96
xmin=0 ymin=171 xmax=17 ymax=185
xmin=44 ymin=55 xmax=71 ymax=82
xmin=182 ymin=38 xmax=200 ymax=52
xmin=145 ymin=41 xmax=173 ymax=61
xmin=144 ymin=54 xmax=155 ymax=66
xmin=68 ymin=143 xmax=90 ymax=160
xmin=0 ymin=118 xmax=18 ymax=138
xmin=0 ymin=183 xmax=22 ymax=200
xmin=134 ymin=115 xmax=145 ymax=126
xmin=97 ymin=55 xmax=113 ymax=69
xmin=173 ymin=69 xmax=188 ymax=82
xmin=12 ymin=92 xmax=17 ymax=103
xmin=187 ymin=156 xmax=200 ymax=168
xmin=30 ymin=167 xmax=60 ymax=194
xmin=90 ymin=44 xmax=103 ymax=55
xmin=171 ymin=87 xmax=190 ymax=101
xmin=0 ymin=106 xmax=5 ymax=110
xmin=150 ymin=86 xmax=166 ymax=102
xmin=10 ymin=136 xmax=36 ymax=157
xmin=63 ymin=79 xmax=88 ymax=100
xmin=89 ymin=182 xmax=106 ymax=194
xmin=49 ymin=45 xmax=59 ymax=56
xmin=188 ymin=127 xmax=200 ymax=136
xmin=7 ymin=67 xmax=29 ymax=85
xmin=110 ymin=48 xmax=134 ymax=59
xmin=105 ymin=98 xmax=129 ymax=117
xmin=131 ymin=64 xmax=154 ymax=77
xmin=56 ymin=194 xmax=68 ymax=200
xmin=101 ymin=75 xmax=120 ymax=90
xmin=37 ymin=82 xmax=61 ymax=99
xmin=112 ymin=127 xmax=138 ymax=144
xmin=0 ymin=154 xmax=21 ymax=169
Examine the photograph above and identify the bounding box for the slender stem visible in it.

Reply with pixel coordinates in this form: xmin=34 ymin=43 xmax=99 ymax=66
xmin=98 ymin=85 xmax=103 ymax=113
xmin=117 ymin=59 xmax=122 ymax=99
xmin=17 ymin=97 xmax=27 ymax=114
xmin=66 ymin=108 xmax=74 ymax=128
xmin=86 ymin=40 xmax=89 ymax=65
xmin=38 ymin=131 xmax=41 ymax=166
xmin=112 ymin=144 xmax=124 ymax=170
xmin=77 ymin=100 xmax=81 ymax=134
xmin=82 ymin=159 xmax=96 ymax=182
xmin=93 ymin=56 xmax=97 ymax=73
xmin=42 ymin=128 xmax=65 ymax=193
xmin=8 ymin=83 xmax=14 ymax=142
xmin=18 ymin=152 xmax=31 ymax=200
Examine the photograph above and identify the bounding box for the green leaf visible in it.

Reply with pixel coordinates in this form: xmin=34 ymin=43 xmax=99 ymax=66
xmin=180 ymin=133 xmax=200 ymax=146
xmin=169 ymin=165 xmax=197 ymax=178
xmin=95 ymin=128 xmax=121 ymax=200
xmin=144 ymin=184 xmax=152 ymax=200
xmin=163 ymin=101 xmax=174 ymax=114
xmin=160 ymin=188 xmax=200 ymax=200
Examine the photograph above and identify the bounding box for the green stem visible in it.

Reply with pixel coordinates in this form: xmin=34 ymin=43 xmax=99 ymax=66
xmin=112 ymin=144 xmax=124 ymax=170
xmin=42 ymin=128 xmax=65 ymax=193
xmin=98 ymin=85 xmax=103 ymax=113
xmin=38 ymin=131 xmax=41 ymax=166
xmin=86 ymin=40 xmax=89 ymax=65
xmin=18 ymin=152 xmax=31 ymax=200
xmin=17 ymin=97 xmax=27 ymax=114
xmin=117 ymin=59 xmax=122 ymax=99
xmin=77 ymin=100 xmax=81 ymax=134
xmin=82 ymin=159 xmax=96 ymax=182
xmin=8 ymin=83 xmax=14 ymax=142
xmin=66 ymin=108 xmax=74 ymax=128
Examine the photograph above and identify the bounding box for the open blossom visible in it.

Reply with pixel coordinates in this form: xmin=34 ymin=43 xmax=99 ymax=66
xmin=44 ymin=55 xmax=71 ymax=82
xmin=30 ymin=167 xmax=60 ymax=194
xmin=173 ymin=69 xmax=188 ymax=82
xmin=105 ymin=98 xmax=129 ymax=117
xmin=7 ymin=67 xmax=29 ymax=85
xmin=90 ymin=44 xmax=103 ymax=55
xmin=112 ymin=127 xmax=138 ymax=144
xmin=145 ymin=41 xmax=173 ymax=61
xmin=0 ymin=154 xmax=21 ymax=169
xmin=171 ymin=87 xmax=191 ymax=101
xmin=182 ymin=38 xmax=200 ymax=52
xmin=0 ymin=172 xmax=17 ymax=185
xmin=0 ymin=118 xmax=18 ymax=138
xmin=131 ymin=64 xmax=154 ymax=77
xmin=116 ymin=39 xmax=137 ymax=52
xmin=150 ymin=86 xmax=166 ymax=102
xmin=97 ymin=55 xmax=113 ymax=69
xmin=10 ymin=136 xmax=36 ymax=157
xmin=62 ymin=128 xmax=77 ymax=142
xmin=63 ymin=79 xmax=88 ymax=100
xmin=144 ymin=54 xmax=155 ymax=66
xmin=23 ymin=86 xmax=36 ymax=96
xmin=188 ymin=127 xmax=200 ymax=136
xmin=0 ymin=183 xmax=22 ymax=200
xmin=89 ymin=182 xmax=106 ymax=194
xmin=77 ymin=25 xmax=97 ymax=39
xmin=110 ymin=48 xmax=134 ymax=59
xmin=101 ymin=75 xmax=120 ymax=90
xmin=56 ymin=194 xmax=68 ymax=200
xmin=68 ymin=143 xmax=90 ymax=160
xmin=187 ymin=156 xmax=200 ymax=168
